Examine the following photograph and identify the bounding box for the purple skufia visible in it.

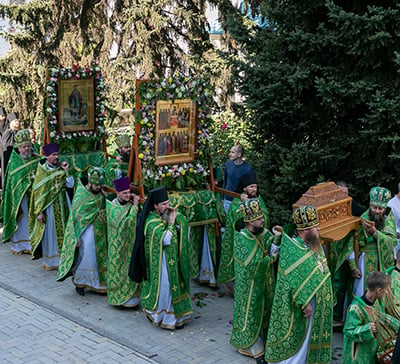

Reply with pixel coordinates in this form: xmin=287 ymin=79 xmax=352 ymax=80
xmin=113 ymin=177 xmax=130 ymax=192
xmin=42 ymin=142 xmax=59 ymax=156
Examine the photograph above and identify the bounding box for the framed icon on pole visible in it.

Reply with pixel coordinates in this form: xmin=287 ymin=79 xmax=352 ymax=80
xmin=58 ymin=78 xmax=95 ymax=132
xmin=135 ymin=74 xmax=213 ymax=191
xmin=155 ymin=99 xmax=197 ymax=166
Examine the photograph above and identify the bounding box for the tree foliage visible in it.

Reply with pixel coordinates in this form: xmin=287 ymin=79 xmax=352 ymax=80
xmin=0 ymin=0 xmax=226 ymax=131
xmin=216 ymin=0 xmax=400 ymax=224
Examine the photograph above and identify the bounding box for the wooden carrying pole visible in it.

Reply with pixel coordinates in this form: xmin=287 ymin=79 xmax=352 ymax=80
xmin=208 ymin=160 xmax=241 ymax=200
xmin=125 ymin=79 xmax=147 ymax=202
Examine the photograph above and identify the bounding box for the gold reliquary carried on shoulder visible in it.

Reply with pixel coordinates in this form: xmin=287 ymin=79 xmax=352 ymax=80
xmin=292 ymin=182 xmax=361 ymax=265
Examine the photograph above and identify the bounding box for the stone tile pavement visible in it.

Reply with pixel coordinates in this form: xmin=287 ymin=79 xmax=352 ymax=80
xmin=0 ymin=287 xmax=154 ymax=364
xmin=0 ymin=238 xmax=343 ymax=363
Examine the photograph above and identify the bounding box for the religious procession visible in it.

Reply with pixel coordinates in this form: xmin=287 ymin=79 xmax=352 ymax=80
xmin=0 ymin=63 xmax=400 ymax=364
xmin=2 ymin=1 xmax=400 ymax=363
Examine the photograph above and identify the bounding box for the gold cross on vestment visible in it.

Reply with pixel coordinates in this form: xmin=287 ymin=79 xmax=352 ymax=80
xmin=316 ymin=259 xmax=324 ymax=274
xmin=325 ymin=293 xmax=331 ymax=302
xmin=312 ymin=333 xmax=318 ymax=341
xmin=54 ymin=179 xmax=60 ymax=191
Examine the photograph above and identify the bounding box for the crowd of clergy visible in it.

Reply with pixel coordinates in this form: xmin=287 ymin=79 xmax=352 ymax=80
xmin=1 ymin=111 xmax=400 ymax=363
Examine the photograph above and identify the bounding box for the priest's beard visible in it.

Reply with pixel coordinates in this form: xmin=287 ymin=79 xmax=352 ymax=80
xmin=304 ymin=230 xmax=322 ymax=252
xmin=120 ymin=150 xmax=131 ymax=163
xmin=248 ymin=191 xmax=258 ymax=198
xmin=248 ymin=225 xmax=263 ymax=236
xmin=20 ymin=150 xmax=32 ymax=160
xmin=252 ymin=226 xmax=264 ymax=235
xmin=89 ymin=186 xmax=101 ymax=195
xmin=368 ymin=209 xmax=385 ymax=231
xmin=161 ymin=211 xmax=169 ymax=222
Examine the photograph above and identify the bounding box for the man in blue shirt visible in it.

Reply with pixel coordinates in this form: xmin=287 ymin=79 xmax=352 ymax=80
xmin=223 ymin=144 xmax=254 ymax=213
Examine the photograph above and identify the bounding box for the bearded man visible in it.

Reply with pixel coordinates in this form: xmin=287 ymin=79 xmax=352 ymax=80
xmin=265 ymin=205 xmax=333 ymax=364
xmin=106 ymin=177 xmax=141 ymax=308
xmin=349 ymin=186 xmax=396 ymax=297
xmin=57 ymin=167 xmax=108 ymax=296
xmin=230 ymin=199 xmax=279 ymax=363
xmin=29 ymin=142 xmax=74 ymax=270
xmin=218 ymin=171 xmax=271 ymax=288
xmin=137 ymin=186 xmax=192 ymax=330
xmin=1 ymin=129 xmax=40 ymax=253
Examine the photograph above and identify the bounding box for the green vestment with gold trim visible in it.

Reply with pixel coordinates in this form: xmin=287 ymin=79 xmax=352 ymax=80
xmin=386 ymin=266 xmax=400 ymax=310
xmin=343 ymin=295 xmax=400 ymax=364
xmin=265 ymin=225 xmax=333 ymax=364
xmin=104 ymin=158 xmax=129 ymax=187
xmin=168 ymin=190 xmax=222 ymax=280
xmin=29 ymin=161 xmax=70 ymax=259
xmin=218 ymin=195 xmax=270 ymax=283
xmin=56 ymin=181 xmax=107 ymax=285
xmin=357 ymin=210 xmax=396 ymax=287
xmin=1 ymin=149 xmax=39 ymax=242
xmin=141 ymin=211 xmax=193 ymax=319
xmin=106 ymin=199 xmax=140 ymax=305
xmin=230 ymin=227 xmax=277 ymax=349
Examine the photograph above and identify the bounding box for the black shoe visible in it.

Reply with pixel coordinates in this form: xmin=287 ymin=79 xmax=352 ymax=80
xmin=175 ymin=324 xmax=184 ymax=330
xmin=75 ymin=286 xmax=85 ymax=296
xmin=146 ymin=314 xmax=154 ymax=324
xmin=256 ymin=357 xmax=267 ymax=364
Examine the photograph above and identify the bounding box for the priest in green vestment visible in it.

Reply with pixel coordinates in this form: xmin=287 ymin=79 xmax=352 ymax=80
xmin=139 ymin=186 xmax=192 ymax=330
xmin=1 ymin=129 xmax=40 ymax=254
xmin=218 ymin=171 xmax=270 ymax=289
xmin=230 ymin=198 xmax=280 ymax=363
xmin=343 ymin=271 xmax=400 ymax=364
xmin=57 ymin=167 xmax=108 ymax=296
xmin=347 ymin=187 xmax=396 ymax=298
xmin=29 ymin=142 xmax=74 ymax=270
xmin=265 ymin=205 xmax=333 ymax=364
xmin=106 ymin=177 xmax=141 ymax=308
xmin=104 ymin=134 xmax=131 ymax=189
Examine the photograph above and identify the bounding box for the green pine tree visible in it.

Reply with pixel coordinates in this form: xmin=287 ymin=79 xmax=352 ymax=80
xmin=0 ymin=0 xmax=226 ymax=130
xmin=216 ymin=0 xmax=400 ymax=223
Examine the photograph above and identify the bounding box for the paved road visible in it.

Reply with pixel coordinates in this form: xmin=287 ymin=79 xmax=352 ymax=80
xmin=0 ymin=236 xmax=343 ymax=363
